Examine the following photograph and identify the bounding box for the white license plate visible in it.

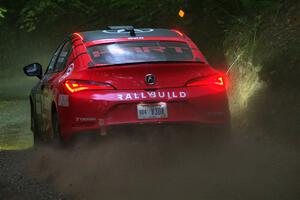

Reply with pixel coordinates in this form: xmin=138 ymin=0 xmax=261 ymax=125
xmin=137 ymin=103 xmax=168 ymax=119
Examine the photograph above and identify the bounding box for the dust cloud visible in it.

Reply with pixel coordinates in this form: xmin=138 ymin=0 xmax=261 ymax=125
xmin=26 ymin=126 xmax=299 ymax=200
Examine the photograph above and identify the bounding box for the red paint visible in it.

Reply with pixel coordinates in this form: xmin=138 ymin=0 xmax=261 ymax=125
xmin=171 ymin=29 xmax=184 ymax=36
xmin=73 ymin=32 xmax=84 ymax=40
xmin=29 ymin=29 xmax=230 ymax=142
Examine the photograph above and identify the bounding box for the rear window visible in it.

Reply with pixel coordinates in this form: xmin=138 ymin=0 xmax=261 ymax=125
xmin=88 ymin=41 xmax=195 ymax=65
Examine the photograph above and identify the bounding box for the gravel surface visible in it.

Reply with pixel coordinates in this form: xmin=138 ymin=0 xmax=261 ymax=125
xmin=0 ymin=134 xmax=299 ymax=200
xmin=0 ymin=150 xmax=67 ymax=200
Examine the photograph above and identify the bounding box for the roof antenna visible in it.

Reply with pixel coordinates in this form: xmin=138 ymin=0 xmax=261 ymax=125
xmin=126 ymin=27 xmax=136 ymax=37
xmin=107 ymin=26 xmax=136 ymax=36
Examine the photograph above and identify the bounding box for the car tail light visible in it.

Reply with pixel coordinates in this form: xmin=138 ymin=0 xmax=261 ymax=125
xmin=64 ymin=80 xmax=114 ymax=93
xmin=186 ymin=74 xmax=226 ymax=88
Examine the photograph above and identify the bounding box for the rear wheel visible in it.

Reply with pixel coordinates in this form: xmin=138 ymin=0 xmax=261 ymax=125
xmin=51 ymin=108 xmax=65 ymax=147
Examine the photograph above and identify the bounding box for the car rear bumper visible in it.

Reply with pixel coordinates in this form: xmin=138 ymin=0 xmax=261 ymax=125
xmin=57 ymin=87 xmax=230 ymax=140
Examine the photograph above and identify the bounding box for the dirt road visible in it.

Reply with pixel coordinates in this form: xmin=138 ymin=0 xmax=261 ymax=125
xmin=0 ymin=79 xmax=299 ymax=200
xmin=0 ymin=133 xmax=299 ymax=200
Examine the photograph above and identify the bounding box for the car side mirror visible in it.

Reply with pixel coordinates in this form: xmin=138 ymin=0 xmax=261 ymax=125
xmin=23 ymin=63 xmax=43 ymax=79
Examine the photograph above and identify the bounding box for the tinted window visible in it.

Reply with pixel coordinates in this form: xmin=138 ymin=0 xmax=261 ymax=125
xmin=46 ymin=44 xmax=63 ymax=74
xmin=88 ymin=41 xmax=195 ymax=65
xmin=55 ymin=41 xmax=71 ymax=72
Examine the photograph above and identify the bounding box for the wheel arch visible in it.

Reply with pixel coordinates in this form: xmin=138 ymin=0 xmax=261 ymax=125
xmin=51 ymin=101 xmax=57 ymax=113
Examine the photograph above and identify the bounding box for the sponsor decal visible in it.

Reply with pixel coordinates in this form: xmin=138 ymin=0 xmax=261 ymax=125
xmin=58 ymin=94 xmax=69 ymax=107
xmin=128 ymin=37 xmax=144 ymax=40
xmin=76 ymin=117 xmax=96 ymax=122
xmin=92 ymin=46 xmax=187 ymax=56
xmin=117 ymin=91 xmax=187 ymax=101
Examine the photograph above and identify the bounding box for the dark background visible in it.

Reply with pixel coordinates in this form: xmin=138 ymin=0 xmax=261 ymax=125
xmin=0 ymin=1 xmax=299 ymax=199
xmin=0 ymin=0 xmax=299 ymax=139
xmin=0 ymin=0 xmax=299 ymax=85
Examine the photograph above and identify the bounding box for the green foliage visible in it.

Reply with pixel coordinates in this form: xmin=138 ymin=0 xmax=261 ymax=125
xmin=224 ymin=0 xmax=300 ymax=113
xmin=14 ymin=0 xmax=186 ymax=31
xmin=0 ymin=7 xmax=7 ymax=18
xmin=0 ymin=0 xmax=283 ymax=31
xmin=0 ymin=0 xmax=298 ymax=90
xmin=225 ymin=22 xmax=264 ymax=113
xmin=0 ymin=99 xmax=33 ymax=150
xmin=240 ymin=0 xmax=279 ymax=13
xmin=108 ymin=0 xmax=145 ymax=10
xmin=19 ymin=0 xmax=95 ymax=31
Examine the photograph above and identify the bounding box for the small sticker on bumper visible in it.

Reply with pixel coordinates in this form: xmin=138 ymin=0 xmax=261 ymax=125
xmin=58 ymin=94 xmax=69 ymax=107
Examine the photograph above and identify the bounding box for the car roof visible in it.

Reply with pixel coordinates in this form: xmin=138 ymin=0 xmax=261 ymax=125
xmin=80 ymin=28 xmax=181 ymax=42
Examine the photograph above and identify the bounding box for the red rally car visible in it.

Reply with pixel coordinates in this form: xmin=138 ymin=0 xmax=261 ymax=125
xmin=23 ymin=26 xmax=230 ymax=143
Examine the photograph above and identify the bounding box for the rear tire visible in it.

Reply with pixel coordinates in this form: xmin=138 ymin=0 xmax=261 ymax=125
xmin=51 ymin=109 xmax=65 ymax=147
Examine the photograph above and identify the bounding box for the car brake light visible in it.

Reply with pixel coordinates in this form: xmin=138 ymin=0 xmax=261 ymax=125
xmin=186 ymin=74 xmax=226 ymax=87
xmin=64 ymin=80 xmax=114 ymax=93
